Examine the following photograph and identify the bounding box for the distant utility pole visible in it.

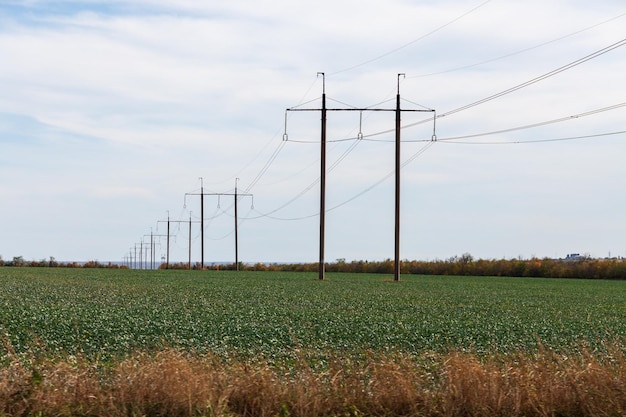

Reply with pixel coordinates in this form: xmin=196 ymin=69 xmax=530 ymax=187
xmin=188 ymin=212 xmax=194 ymax=269
xmin=157 ymin=211 xmax=172 ymax=269
xmin=139 ymin=240 xmax=144 ymax=269
xmin=185 ymin=178 xmax=207 ymax=269
xmin=127 ymin=248 xmax=135 ymax=269
xmin=157 ymin=211 xmax=200 ymax=270
xmin=286 ymin=73 xmax=435 ymax=281
xmin=205 ymin=179 xmax=253 ymax=271
xmin=185 ymin=178 xmax=253 ymax=270
xmin=144 ymin=229 xmax=167 ymax=270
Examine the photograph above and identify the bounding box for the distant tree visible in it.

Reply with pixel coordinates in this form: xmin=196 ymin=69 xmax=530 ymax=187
xmin=460 ymin=253 xmax=474 ymax=264
xmin=12 ymin=256 xmax=25 ymax=267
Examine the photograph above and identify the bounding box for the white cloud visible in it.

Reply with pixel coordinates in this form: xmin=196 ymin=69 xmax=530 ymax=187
xmin=1 ymin=0 xmax=625 ymax=262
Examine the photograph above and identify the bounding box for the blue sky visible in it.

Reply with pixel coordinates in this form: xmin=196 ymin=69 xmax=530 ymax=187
xmin=1 ymin=0 xmax=626 ymax=264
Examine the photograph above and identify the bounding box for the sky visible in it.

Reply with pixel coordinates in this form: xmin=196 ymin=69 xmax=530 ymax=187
xmin=1 ymin=0 xmax=625 ymax=265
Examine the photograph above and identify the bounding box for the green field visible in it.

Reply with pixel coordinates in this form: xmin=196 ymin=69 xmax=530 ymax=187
xmin=1 ymin=267 xmax=625 ymax=361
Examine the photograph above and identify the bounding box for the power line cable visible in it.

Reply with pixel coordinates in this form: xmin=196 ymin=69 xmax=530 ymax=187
xmin=437 ymin=38 xmax=626 ymax=118
xmin=409 ymin=9 xmax=626 ymax=78
xmin=355 ymin=102 xmax=626 ymax=143
xmin=329 ymin=0 xmax=494 ymax=76
xmin=236 ymin=78 xmax=322 ymax=190
xmin=438 ymin=130 xmax=626 ymax=145
xmin=330 ymin=38 xmax=626 ymax=142
xmin=437 ymin=102 xmax=626 ymax=141
xmin=242 ymin=98 xmax=624 ymax=223
xmin=241 ymin=77 xmax=325 ymax=195
xmin=244 ymin=131 xmax=368 ymax=219
xmin=244 ymin=140 xmax=435 ymax=221
xmin=327 ymin=141 xmax=436 ymax=213
xmin=242 ymin=140 xmax=287 ymax=193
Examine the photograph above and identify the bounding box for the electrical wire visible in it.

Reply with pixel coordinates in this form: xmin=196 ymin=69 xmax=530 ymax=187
xmin=437 ymin=102 xmax=626 ymax=142
xmin=327 ymin=141 xmax=436 ymax=213
xmin=337 ymin=38 xmax=626 ymax=142
xmin=235 ymin=77 xmax=322 ymax=188
xmin=285 ymin=96 xmax=434 ymax=143
xmin=242 ymin=141 xmax=435 ymax=221
xmin=353 ymin=102 xmax=626 ymax=143
xmin=437 ymin=38 xmax=626 ymax=119
xmin=240 ymin=97 xmax=624 ymax=223
xmin=438 ymin=130 xmax=626 ymax=145
xmin=329 ymin=0 xmax=494 ymax=76
xmin=242 ymin=139 xmax=287 ymax=193
xmin=127 ymin=34 xmax=626 ymax=258
xmin=244 ymin=132 xmax=367 ymax=219
xmin=409 ymin=9 xmax=626 ymax=78
xmin=249 ymin=92 xmax=437 ymax=220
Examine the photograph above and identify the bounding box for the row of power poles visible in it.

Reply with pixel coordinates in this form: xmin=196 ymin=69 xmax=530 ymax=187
xmin=125 ymin=73 xmax=435 ymax=280
xmin=125 ymin=178 xmax=253 ymax=270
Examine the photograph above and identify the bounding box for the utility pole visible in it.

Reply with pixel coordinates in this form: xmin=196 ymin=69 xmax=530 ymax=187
xmin=144 ymin=230 xmax=167 ymax=270
xmin=234 ymin=179 xmax=240 ymax=270
xmin=204 ymin=179 xmax=253 ymax=271
xmin=158 ymin=211 xmax=199 ymax=270
xmin=234 ymin=178 xmax=247 ymax=270
xmin=188 ymin=212 xmax=193 ymax=269
xmin=319 ymin=73 xmax=327 ymax=281
xmin=139 ymin=240 xmax=144 ymax=269
xmin=185 ymin=178 xmax=207 ymax=268
xmin=157 ymin=211 xmax=171 ymax=269
xmin=286 ymin=73 xmax=435 ymax=281
xmin=394 ymin=74 xmax=403 ymax=282
xmin=129 ymin=248 xmax=134 ymax=269
xmin=185 ymin=180 xmax=253 ymax=270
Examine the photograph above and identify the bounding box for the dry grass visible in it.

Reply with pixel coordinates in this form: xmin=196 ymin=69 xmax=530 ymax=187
xmin=1 ymin=345 xmax=625 ymax=417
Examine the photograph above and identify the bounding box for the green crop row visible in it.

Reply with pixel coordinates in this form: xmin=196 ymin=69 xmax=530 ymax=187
xmin=0 ymin=267 xmax=624 ymax=362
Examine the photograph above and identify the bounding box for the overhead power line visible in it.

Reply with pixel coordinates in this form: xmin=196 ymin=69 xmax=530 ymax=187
xmin=242 ymin=97 xmax=625 ymax=223
xmin=438 ymin=130 xmax=626 ymax=145
xmin=437 ymin=102 xmax=626 ymax=142
xmin=348 ymin=102 xmax=626 ymax=143
xmin=244 ymin=141 xmax=436 ymax=222
xmin=243 ymin=140 xmax=287 ymax=193
xmin=334 ymin=38 xmax=626 ymax=141
xmin=438 ymin=38 xmax=626 ymax=119
xmin=329 ymin=0 xmax=493 ymax=75
xmin=410 ymin=9 xmax=626 ymax=78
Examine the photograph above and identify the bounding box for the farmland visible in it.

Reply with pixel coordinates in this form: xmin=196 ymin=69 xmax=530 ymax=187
xmin=1 ymin=267 xmax=624 ymax=360
xmin=1 ymin=267 xmax=625 ymax=416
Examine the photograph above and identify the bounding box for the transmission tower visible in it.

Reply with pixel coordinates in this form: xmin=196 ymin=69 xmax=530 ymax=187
xmin=157 ymin=211 xmax=200 ymax=269
xmin=286 ymin=73 xmax=435 ymax=281
xmin=185 ymin=178 xmax=253 ymax=270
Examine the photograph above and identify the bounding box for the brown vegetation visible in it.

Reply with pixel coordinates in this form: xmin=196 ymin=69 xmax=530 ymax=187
xmin=3 ymin=254 xmax=626 ymax=279
xmin=1 ymin=345 xmax=624 ymax=417
xmin=202 ymin=256 xmax=626 ymax=280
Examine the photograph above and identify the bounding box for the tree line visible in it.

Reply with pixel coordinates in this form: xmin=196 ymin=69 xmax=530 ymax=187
xmin=166 ymin=254 xmax=626 ymax=280
xmin=0 ymin=256 xmax=124 ymax=269
xmin=2 ymin=254 xmax=625 ymax=279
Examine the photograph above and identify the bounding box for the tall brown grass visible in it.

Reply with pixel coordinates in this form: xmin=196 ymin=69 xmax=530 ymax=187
xmin=1 ymin=344 xmax=625 ymax=416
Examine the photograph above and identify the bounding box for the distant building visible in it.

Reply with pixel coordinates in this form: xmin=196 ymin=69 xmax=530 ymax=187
xmin=565 ymin=253 xmax=582 ymax=261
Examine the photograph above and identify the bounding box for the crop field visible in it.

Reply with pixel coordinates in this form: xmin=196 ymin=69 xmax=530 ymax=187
xmin=1 ymin=267 xmax=626 ymax=416
xmin=1 ymin=267 xmax=624 ymax=360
